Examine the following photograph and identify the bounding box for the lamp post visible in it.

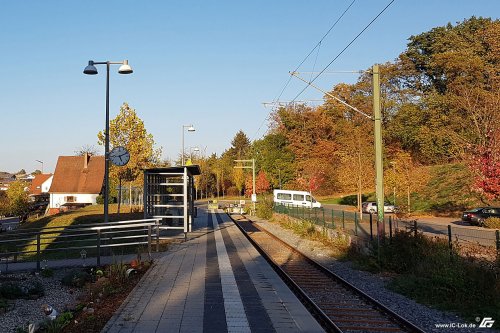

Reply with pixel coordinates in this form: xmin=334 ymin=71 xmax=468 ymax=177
xmin=35 ymin=160 xmax=44 ymax=173
xmin=181 ymin=125 xmax=195 ymax=165
xmin=83 ymin=60 xmax=133 ymax=223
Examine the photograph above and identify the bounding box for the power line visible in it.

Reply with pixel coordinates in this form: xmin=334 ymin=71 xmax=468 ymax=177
xmin=252 ymin=0 xmax=357 ymax=141
xmin=289 ymin=0 xmax=396 ymax=104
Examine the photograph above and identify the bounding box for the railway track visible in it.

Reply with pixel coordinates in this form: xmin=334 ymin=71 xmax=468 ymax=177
xmin=229 ymin=214 xmax=426 ymax=333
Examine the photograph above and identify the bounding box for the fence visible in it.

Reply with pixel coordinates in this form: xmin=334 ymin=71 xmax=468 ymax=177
xmin=273 ymin=204 xmax=500 ymax=251
xmin=0 ymin=218 xmax=162 ymax=271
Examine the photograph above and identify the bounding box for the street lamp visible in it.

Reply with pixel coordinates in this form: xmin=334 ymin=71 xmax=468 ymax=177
xmin=83 ymin=60 xmax=133 ymax=223
xmin=181 ymin=125 xmax=195 ymax=165
xmin=35 ymin=160 xmax=44 ymax=173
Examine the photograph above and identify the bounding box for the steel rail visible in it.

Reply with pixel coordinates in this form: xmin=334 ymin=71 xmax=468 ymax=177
xmin=228 ymin=213 xmax=426 ymax=333
xmin=229 ymin=213 xmax=342 ymax=332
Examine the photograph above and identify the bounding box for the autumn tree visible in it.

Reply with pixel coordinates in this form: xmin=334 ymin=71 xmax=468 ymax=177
xmin=469 ymin=129 xmax=500 ymax=202
xmin=274 ymin=104 xmax=341 ymax=194
xmin=0 ymin=191 xmax=9 ymax=216
xmin=386 ymin=151 xmax=430 ymax=213
xmin=222 ymin=131 xmax=251 ymax=195
xmin=97 ymin=103 xmax=162 ymax=210
xmin=5 ymin=180 xmax=30 ymax=216
xmin=245 ymin=170 xmax=271 ymax=197
xmin=98 ymin=103 xmax=162 ymax=187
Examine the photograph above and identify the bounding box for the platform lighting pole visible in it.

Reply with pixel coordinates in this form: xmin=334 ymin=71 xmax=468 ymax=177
xmin=182 ymin=125 xmax=195 ymax=165
xmin=234 ymin=159 xmax=256 ymax=213
xmin=372 ymin=65 xmax=385 ymax=239
xmin=83 ymin=60 xmax=133 ymax=223
xmin=290 ymin=65 xmax=385 ymax=235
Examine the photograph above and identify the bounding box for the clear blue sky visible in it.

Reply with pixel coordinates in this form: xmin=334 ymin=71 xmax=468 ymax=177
xmin=1 ymin=0 xmax=498 ymax=174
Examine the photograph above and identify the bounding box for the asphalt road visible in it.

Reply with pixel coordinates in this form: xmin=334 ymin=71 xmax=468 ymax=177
xmin=320 ymin=204 xmax=496 ymax=247
xmin=0 ymin=216 xmax=20 ymax=231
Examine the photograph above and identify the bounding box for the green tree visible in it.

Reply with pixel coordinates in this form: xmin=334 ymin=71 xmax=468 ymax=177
xmin=229 ymin=130 xmax=251 ymax=159
xmin=252 ymin=133 xmax=295 ymax=189
xmin=391 ymin=17 xmax=500 ymax=163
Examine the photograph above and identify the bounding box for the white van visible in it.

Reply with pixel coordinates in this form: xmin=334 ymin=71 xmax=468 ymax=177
xmin=273 ymin=190 xmax=321 ymax=208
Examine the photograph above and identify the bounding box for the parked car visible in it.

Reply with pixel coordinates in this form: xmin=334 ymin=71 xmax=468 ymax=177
xmin=461 ymin=207 xmax=500 ymax=226
xmin=273 ymin=190 xmax=321 ymax=208
xmin=362 ymin=201 xmax=397 ymax=214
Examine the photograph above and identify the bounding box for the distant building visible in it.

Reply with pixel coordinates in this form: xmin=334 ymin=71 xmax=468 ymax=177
xmin=0 ymin=173 xmax=16 ymax=191
xmin=29 ymin=174 xmax=53 ymax=213
xmin=48 ymin=154 xmax=105 ymax=215
xmin=30 ymin=174 xmax=53 ymax=195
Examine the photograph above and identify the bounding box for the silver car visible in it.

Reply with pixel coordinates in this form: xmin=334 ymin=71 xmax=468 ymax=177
xmin=362 ymin=201 xmax=397 ymax=213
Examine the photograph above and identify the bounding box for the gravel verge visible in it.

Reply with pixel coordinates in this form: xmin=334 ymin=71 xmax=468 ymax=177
xmin=249 ymin=216 xmax=499 ymax=333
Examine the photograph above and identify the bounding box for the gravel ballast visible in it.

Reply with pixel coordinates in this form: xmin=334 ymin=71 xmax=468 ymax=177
xmin=249 ymin=216 xmax=499 ymax=333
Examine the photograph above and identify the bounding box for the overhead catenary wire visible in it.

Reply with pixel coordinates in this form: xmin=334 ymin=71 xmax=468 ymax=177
xmin=251 ymin=0 xmax=357 ymax=141
xmin=288 ymin=0 xmax=396 ymax=105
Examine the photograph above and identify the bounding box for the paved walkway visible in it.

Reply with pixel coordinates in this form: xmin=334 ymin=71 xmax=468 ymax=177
xmin=101 ymin=208 xmax=324 ymax=333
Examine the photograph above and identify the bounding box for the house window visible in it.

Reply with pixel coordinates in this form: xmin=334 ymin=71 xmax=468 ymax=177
xmin=65 ymin=196 xmax=76 ymax=203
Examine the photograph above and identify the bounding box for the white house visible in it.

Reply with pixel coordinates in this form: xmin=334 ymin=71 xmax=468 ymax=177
xmin=30 ymin=174 xmax=53 ymax=196
xmin=48 ymin=154 xmax=105 ymax=215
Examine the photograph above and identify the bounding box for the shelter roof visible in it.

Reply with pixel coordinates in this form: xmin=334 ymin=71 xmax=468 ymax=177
xmin=143 ymin=165 xmax=201 ymax=176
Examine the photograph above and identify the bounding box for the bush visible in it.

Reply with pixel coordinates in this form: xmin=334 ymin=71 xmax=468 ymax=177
xmin=96 ymin=195 xmax=115 ymax=204
xmin=28 ymin=281 xmax=45 ymax=296
xmin=41 ymin=268 xmax=54 ymax=278
xmin=226 ymin=186 xmax=239 ymax=196
xmin=256 ymin=196 xmax=273 ymax=220
xmin=42 ymin=311 xmax=73 ymax=333
xmin=484 ymin=217 xmax=500 ymax=229
xmin=107 ymin=261 xmax=128 ymax=285
xmin=375 ymin=229 xmax=451 ymax=274
xmin=61 ymin=270 xmax=91 ymax=288
xmin=0 ymin=282 xmax=25 ymax=299
xmin=0 ymin=297 xmax=8 ymax=310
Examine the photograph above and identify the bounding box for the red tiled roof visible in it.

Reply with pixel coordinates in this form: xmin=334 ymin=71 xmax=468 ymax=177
xmin=29 ymin=174 xmax=53 ymax=195
xmin=49 ymin=155 xmax=105 ymax=194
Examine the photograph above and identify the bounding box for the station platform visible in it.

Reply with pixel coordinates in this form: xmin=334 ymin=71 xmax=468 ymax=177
xmin=102 ymin=207 xmax=324 ymax=333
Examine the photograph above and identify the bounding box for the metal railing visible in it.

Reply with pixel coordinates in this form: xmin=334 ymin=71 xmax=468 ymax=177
xmin=0 ymin=218 xmax=161 ymax=270
xmin=273 ymin=204 xmax=500 ymax=250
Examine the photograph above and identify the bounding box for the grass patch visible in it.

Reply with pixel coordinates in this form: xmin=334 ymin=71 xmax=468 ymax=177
xmin=270 ymin=213 xmax=350 ymax=257
xmin=0 ymin=205 xmax=146 ymax=262
xmin=348 ymin=230 xmax=500 ymax=327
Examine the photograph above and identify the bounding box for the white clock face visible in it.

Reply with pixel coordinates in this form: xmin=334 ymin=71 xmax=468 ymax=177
xmin=109 ymin=146 xmax=130 ymax=166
